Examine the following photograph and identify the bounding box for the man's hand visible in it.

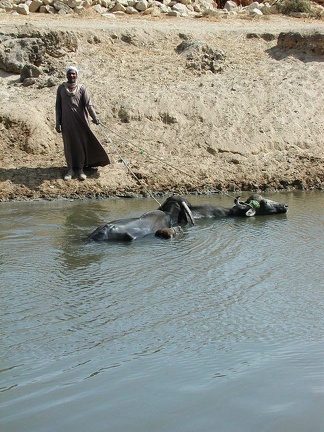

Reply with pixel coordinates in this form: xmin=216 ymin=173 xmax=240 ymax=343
xmin=93 ymin=118 xmax=101 ymax=125
xmin=55 ymin=125 xmax=62 ymax=133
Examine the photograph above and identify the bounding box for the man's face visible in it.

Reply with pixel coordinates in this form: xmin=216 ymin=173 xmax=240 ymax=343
xmin=67 ymin=70 xmax=77 ymax=84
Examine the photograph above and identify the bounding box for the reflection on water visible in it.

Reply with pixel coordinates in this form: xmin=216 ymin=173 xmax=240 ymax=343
xmin=1 ymin=192 xmax=323 ymax=432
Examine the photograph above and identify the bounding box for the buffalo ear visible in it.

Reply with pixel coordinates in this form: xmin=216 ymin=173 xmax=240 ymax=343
xmin=245 ymin=208 xmax=256 ymax=217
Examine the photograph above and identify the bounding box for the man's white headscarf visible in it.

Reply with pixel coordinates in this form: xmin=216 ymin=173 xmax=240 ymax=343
xmin=66 ymin=66 xmax=79 ymax=75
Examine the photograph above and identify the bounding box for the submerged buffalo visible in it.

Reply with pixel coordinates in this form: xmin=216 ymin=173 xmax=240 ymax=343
xmin=88 ymin=196 xmax=194 ymax=242
xmin=188 ymin=194 xmax=288 ymax=218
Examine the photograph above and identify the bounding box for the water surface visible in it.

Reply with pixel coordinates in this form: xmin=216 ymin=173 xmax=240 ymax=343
xmin=1 ymin=192 xmax=323 ymax=432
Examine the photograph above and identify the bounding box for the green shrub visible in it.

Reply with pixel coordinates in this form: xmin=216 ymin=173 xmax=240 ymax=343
xmin=278 ymin=0 xmax=312 ymax=15
xmin=260 ymin=5 xmax=272 ymax=15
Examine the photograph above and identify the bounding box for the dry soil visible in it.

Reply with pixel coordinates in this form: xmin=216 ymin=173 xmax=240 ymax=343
xmin=0 ymin=12 xmax=323 ymax=201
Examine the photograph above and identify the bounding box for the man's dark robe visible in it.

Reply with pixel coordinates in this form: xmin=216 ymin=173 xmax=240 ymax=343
xmin=56 ymin=83 xmax=110 ymax=170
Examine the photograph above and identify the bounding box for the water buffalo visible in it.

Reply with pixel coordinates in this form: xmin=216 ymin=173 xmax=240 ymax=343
xmin=188 ymin=194 xmax=288 ymax=219
xmin=88 ymin=196 xmax=194 ymax=242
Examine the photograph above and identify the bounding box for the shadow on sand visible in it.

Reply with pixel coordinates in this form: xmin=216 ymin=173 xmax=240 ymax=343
xmin=0 ymin=166 xmax=100 ymax=188
xmin=266 ymin=45 xmax=324 ymax=62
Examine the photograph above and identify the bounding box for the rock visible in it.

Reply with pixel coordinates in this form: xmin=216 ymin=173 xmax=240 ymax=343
xmin=67 ymin=0 xmax=82 ymax=6
xmin=112 ymin=10 xmax=126 ymax=15
xmin=172 ymin=2 xmax=189 ymax=15
xmin=245 ymin=1 xmax=261 ymax=11
xmin=0 ymin=38 xmax=45 ymax=73
xmin=22 ymin=77 xmax=36 ymax=86
xmin=277 ymin=31 xmax=324 ymax=55
xmin=42 ymin=30 xmax=78 ymax=57
xmin=125 ymin=5 xmax=137 ymax=13
xmin=82 ymin=0 xmax=92 ymax=7
xmin=249 ymin=8 xmax=262 ymax=16
xmin=53 ymin=0 xmax=73 ymax=13
xmin=29 ymin=0 xmax=42 ymax=12
xmin=102 ymin=11 xmax=116 ymax=17
xmin=155 ymin=2 xmax=169 ymax=12
xmin=92 ymin=3 xmax=105 ymax=12
xmin=246 ymin=32 xmax=277 ymax=41
xmin=147 ymin=6 xmax=163 ymax=15
xmin=135 ymin=0 xmax=147 ymax=11
xmin=39 ymin=76 xmax=57 ymax=87
xmin=74 ymin=4 xmax=84 ymax=12
xmin=168 ymin=9 xmax=180 ymax=16
xmin=176 ymin=39 xmax=226 ymax=73
xmin=20 ymin=63 xmax=41 ymax=81
xmin=0 ymin=0 xmax=14 ymax=11
xmin=224 ymin=0 xmax=238 ymax=11
xmin=111 ymin=2 xmax=126 ymax=12
xmin=43 ymin=4 xmax=57 ymax=12
xmin=15 ymin=2 xmax=29 ymax=14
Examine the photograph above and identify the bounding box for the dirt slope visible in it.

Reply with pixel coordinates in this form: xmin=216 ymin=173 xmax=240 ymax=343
xmin=0 ymin=13 xmax=323 ymax=201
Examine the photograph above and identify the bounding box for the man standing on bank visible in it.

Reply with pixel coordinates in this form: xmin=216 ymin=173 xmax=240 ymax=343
xmin=55 ymin=66 xmax=110 ymax=181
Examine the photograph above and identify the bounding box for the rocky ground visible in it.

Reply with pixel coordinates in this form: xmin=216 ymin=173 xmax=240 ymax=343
xmin=0 ymin=12 xmax=323 ymax=201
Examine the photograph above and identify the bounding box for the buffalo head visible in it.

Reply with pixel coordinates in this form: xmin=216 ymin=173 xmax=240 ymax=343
xmin=244 ymin=194 xmax=288 ymax=215
xmin=158 ymin=196 xmax=195 ymax=225
xmin=232 ymin=194 xmax=288 ymax=216
xmin=232 ymin=197 xmax=257 ymax=217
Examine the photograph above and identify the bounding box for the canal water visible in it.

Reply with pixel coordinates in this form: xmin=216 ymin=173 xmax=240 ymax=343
xmin=1 ymin=192 xmax=323 ymax=432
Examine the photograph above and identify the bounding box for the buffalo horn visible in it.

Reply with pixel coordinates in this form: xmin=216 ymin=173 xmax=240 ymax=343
xmin=234 ymin=197 xmax=253 ymax=210
xmin=182 ymin=200 xmax=195 ymax=225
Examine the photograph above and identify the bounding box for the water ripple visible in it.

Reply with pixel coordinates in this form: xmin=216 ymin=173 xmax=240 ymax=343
xmin=1 ymin=193 xmax=324 ymax=432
